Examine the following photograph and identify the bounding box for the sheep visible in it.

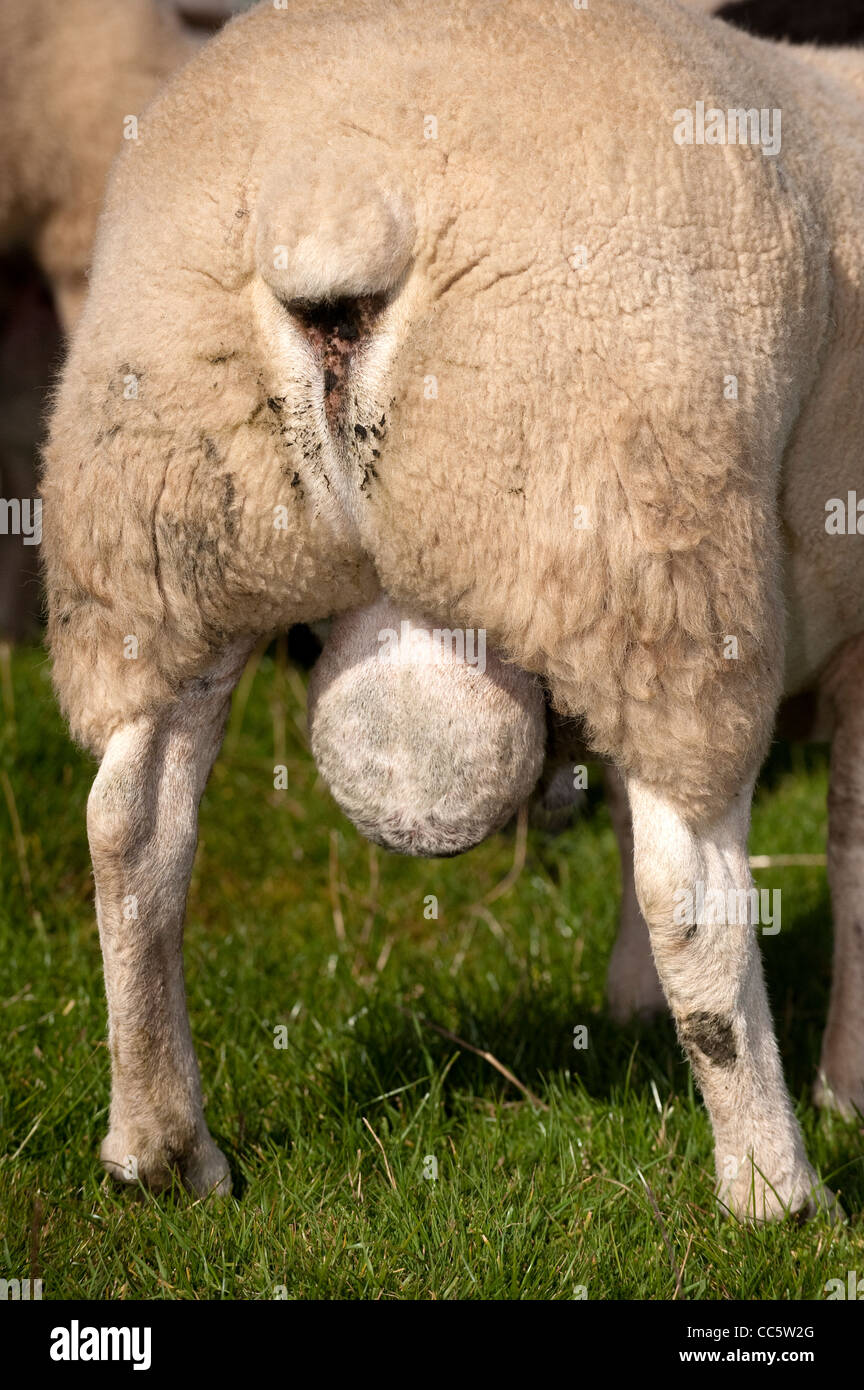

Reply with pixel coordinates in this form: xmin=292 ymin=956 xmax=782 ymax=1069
xmin=0 ymin=0 xmax=206 ymax=333
xmin=41 ymin=0 xmax=864 ymax=1220
xmin=0 ymin=0 xmax=244 ymax=638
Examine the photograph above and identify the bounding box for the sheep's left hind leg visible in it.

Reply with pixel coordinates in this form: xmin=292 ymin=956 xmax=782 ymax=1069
xmin=87 ymin=641 xmax=251 ymax=1198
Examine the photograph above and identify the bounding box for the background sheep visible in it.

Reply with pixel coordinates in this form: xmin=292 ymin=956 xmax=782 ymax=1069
xmin=0 ymin=0 xmax=243 ymax=638
xmin=0 ymin=0 xmax=203 ymax=332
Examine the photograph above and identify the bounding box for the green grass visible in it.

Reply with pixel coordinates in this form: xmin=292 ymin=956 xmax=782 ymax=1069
xmin=0 ymin=640 xmax=862 ymax=1300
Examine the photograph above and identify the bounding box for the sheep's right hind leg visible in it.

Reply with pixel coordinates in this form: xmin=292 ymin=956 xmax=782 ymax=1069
xmin=627 ymin=776 xmax=833 ymax=1222
xmin=87 ymin=642 xmax=250 ymax=1198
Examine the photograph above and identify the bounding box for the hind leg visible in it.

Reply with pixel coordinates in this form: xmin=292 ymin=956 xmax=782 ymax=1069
xmin=604 ymin=763 xmax=666 ymax=1023
xmin=627 ymin=775 xmax=832 ymax=1221
xmin=535 ymin=718 xmax=664 ymax=1022
xmin=88 ymin=641 xmax=250 ymax=1197
xmin=815 ymin=637 xmax=864 ymax=1116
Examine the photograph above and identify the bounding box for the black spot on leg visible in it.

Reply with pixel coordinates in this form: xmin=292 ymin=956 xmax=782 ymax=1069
xmin=681 ymin=1012 xmax=737 ymax=1069
xmin=685 ymin=923 xmax=698 ymax=941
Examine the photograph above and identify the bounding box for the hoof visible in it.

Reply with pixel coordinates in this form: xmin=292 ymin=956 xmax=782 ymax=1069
xmin=813 ymin=1070 xmax=864 ymax=1121
xmin=101 ymin=1128 xmax=232 ymax=1199
xmin=717 ymin=1164 xmax=843 ymax=1224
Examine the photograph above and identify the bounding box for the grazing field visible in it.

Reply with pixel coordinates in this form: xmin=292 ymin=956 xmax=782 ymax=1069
xmin=0 ymin=640 xmax=861 ymax=1300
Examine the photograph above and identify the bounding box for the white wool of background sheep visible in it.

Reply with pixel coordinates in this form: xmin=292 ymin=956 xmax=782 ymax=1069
xmin=39 ymin=0 xmax=864 ymax=1220
xmin=0 ymin=0 xmax=204 ymax=331
xmin=0 ymin=0 xmax=248 ymax=638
